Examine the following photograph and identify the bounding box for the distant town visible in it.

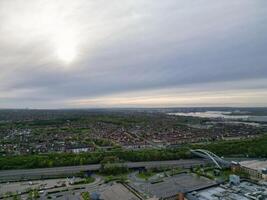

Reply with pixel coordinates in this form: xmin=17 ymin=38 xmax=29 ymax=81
xmin=0 ymin=108 xmax=267 ymax=199
xmin=0 ymin=108 xmax=266 ymax=156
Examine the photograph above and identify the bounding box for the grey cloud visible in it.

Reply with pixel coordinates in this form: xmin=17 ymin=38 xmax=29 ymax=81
xmin=0 ymin=0 xmax=267 ymax=108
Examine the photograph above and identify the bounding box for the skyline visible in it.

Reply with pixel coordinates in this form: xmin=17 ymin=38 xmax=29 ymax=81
xmin=0 ymin=0 xmax=267 ymax=108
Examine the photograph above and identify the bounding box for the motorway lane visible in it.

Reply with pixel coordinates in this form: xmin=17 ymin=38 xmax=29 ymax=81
xmin=0 ymin=159 xmax=207 ymax=181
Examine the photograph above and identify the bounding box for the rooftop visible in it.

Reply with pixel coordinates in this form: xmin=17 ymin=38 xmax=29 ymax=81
xmin=187 ymin=181 xmax=267 ymax=200
xmin=129 ymin=173 xmax=216 ymax=199
xmin=239 ymin=160 xmax=267 ymax=171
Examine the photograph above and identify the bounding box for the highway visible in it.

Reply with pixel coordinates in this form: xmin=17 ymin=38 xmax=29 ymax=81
xmin=0 ymin=159 xmax=207 ymax=182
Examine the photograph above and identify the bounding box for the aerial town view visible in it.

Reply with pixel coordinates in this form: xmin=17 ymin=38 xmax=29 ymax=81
xmin=1 ymin=0 xmax=267 ymax=200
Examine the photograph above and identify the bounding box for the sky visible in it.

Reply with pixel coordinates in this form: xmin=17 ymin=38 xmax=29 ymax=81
xmin=0 ymin=0 xmax=267 ymax=108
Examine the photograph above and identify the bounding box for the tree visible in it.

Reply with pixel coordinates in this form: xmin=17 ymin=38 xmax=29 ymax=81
xmin=13 ymin=194 xmax=21 ymax=200
xmin=27 ymin=189 xmax=39 ymax=200
xmin=81 ymin=192 xmax=91 ymax=200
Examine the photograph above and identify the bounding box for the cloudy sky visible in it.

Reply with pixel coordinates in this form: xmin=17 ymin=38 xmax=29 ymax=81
xmin=0 ymin=0 xmax=267 ymax=108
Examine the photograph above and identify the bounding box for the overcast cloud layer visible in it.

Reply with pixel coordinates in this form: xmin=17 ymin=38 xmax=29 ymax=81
xmin=0 ymin=0 xmax=267 ymax=108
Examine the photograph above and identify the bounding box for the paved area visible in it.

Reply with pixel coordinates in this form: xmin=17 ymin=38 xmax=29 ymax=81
xmin=17 ymin=182 xmax=138 ymax=200
xmin=100 ymin=183 xmax=139 ymax=200
xmin=0 ymin=176 xmax=103 ymax=199
xmin=0 ymin=175 xmax=139 ymax=200
xmin=0 ymin=178 xmax=71 ymax=195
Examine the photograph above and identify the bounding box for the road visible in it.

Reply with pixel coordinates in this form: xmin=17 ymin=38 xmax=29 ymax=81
xmin=0 ymin=159 xmax=207 ymax=182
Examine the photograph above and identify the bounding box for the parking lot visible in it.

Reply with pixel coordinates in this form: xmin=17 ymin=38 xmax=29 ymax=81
xmin=0 ymin=176 xmax=139 ymax=200
xmin=129 ymin=172 xmax=217 ymax=199
xmin=0 ymin=178 xmax=70 ymax=196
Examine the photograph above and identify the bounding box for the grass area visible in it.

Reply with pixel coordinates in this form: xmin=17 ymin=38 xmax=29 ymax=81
xmin=168 ymin=168 xmax=184 ymax=176
xmin=192 ymin=166 xmax=250 ymax=181
xmin=137 ymin=171 xmax=156 ymax=180
xmin=103 ymin=174 xmax=128 ymax=183
xmin=72 ymin=177 xmax=95 ymax=185
xmin=220 ymin=169 xmax=249 ymax=180
xmin=137 ymin=167 xmax=185 ymax=180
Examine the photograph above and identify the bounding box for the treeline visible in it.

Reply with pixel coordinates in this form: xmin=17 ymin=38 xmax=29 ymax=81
xmin=0 ymin=148 xmax=190 ymax=170
xmin=193 ymin=134 xmax=267 ymax=158
xmin=0 ymin=134 xmax=266 ymax=170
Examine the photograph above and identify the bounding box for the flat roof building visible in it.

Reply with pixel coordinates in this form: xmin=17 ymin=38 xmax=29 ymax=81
xmin=186 ymin=181 xmax=267 ymax=200
xmin=238 ymin=160 xmax=267 ymax=180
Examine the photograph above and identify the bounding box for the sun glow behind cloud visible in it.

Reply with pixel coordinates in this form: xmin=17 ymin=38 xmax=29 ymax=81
xmin=53 ymin=31 xmax=77 ymax=64
xmin=36 ymin=3 xmax=80 ymax=65
xmin=0 ymin=0 xmax=266 ymax=108
xmin=0 ymin=1 xmax=81 ymax=66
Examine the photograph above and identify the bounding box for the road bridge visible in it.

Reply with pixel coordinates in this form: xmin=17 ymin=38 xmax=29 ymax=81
xmin=190 ymin=149 xmax=231 ymax=169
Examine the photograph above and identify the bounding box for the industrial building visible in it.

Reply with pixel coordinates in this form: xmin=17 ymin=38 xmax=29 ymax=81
xmin=186 ymin=180 xmax=267 ymax=200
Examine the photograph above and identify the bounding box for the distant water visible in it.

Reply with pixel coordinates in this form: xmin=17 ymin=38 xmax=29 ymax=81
xmin=249 ymin=116 xmax=267 ymax=122
xmin=168 ymin=111 xmax=267 ymax=122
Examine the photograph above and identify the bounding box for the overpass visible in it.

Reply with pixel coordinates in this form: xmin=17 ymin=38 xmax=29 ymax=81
xmin=0 ymin=159 xmax=207 ymax=182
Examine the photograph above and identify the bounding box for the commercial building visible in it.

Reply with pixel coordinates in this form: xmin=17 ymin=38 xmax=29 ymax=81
xmin=232 ymin=160 xmax=267 ymax=180
xmin=128 ymin=173 xmax=217 ymax=200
